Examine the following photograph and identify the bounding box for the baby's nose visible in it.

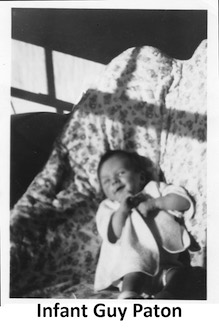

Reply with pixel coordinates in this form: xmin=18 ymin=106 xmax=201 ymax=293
xmin=112 ymin=175 xmax=120 ymax=185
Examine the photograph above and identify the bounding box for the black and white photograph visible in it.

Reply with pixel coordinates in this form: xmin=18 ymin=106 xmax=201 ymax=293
xmin=0 ymin=0 xmax=219 ymax=328
xmin=10 ymin=6 xmax=208 ymax=300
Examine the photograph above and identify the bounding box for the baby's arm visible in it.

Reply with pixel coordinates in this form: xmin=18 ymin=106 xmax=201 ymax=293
xmin=109 ymin=193 xmax=133 ymax=241
xmin=153 ymin=193 xmax=190 ymax=211
xmin=137 ymin=193 xmax=190 ymax=218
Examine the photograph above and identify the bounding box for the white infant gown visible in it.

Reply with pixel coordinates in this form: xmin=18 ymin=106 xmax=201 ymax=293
xmin=94 ymin=180 xmax=194 ymax=291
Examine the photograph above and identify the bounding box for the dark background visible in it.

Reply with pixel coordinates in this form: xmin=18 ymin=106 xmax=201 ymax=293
xmin=12 ymin=8 xmax=207 ymax=64
xmin=10 ymin=9 xmax=208 ymax=207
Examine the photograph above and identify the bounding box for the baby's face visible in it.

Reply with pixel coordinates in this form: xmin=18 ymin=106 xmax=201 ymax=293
xmin=99 ymin=155 xmax=143 ymax=202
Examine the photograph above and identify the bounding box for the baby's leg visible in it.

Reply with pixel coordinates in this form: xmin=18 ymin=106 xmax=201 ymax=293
xmin=155 ymin=266 xmax=206 ymax=299
xmin=119 ymin=272 xmax=152 ymax=299
xmin=154 ymin=267 xmax=188 ymax=299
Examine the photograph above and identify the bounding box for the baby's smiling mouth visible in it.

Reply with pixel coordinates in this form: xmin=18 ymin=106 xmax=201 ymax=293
xmin=114 ymin=185 xmax=125 ymax=194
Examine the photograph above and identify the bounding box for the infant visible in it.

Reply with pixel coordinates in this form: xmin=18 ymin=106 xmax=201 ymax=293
xmin=94 ymin=150 xmax=194 ymax=299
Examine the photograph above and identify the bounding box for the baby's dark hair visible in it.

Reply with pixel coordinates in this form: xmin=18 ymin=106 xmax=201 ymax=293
xmin=97 ymin=149 xmax=152 ymax=184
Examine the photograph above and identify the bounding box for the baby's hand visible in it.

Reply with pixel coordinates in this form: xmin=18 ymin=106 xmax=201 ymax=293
xmin=127 ymin=193 xmax=145 ymax=208
xmin=118 ymin=192 xmax=134 ymax=214
xmin=137 ymin=198 xmax=156 ymax=217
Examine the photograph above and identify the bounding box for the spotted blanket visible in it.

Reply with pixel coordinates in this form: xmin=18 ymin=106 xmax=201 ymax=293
xmin=10 ymin=40 xmax=207 ymax=298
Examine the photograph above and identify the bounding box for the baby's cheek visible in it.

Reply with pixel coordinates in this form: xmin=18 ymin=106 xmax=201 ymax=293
xmin=108 ymin=190 xmax=115 ymax=200
xmin=103 ymin=188 xmax=110 ymax=198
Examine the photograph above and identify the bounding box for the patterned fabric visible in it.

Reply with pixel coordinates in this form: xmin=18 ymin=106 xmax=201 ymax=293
xmin=10 ymin=40 xmax=207 ymax=298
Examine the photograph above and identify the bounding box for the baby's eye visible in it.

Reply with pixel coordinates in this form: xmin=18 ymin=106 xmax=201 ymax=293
xmin=103 ymin=178 xmax=110 ymax=185
xmin=118 ymin=170 xmax=126 ymax=177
